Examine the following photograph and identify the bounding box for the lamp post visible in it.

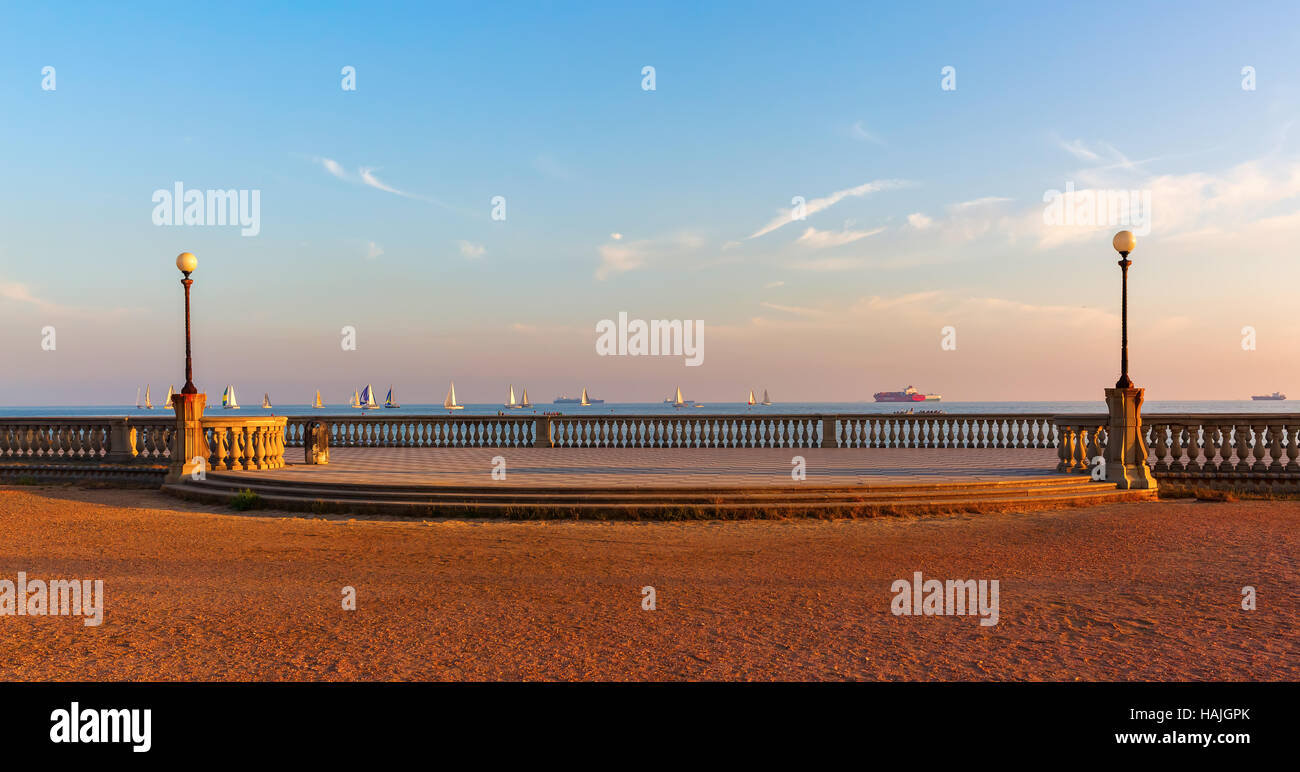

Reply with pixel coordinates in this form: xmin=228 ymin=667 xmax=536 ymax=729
xmin=168 ymin=251 xmax=207 ymax=483
xmin=1102 ymin=230 xmax=1156 ymax=490
xmin=176 ymin=251 xmax=198 ymax=394
xmin=1112 ymin=230 xmax=1136 ymax=389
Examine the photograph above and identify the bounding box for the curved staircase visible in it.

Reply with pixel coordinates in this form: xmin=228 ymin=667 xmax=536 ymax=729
xmin=163 ymin=473 xmax=1153 ymax=519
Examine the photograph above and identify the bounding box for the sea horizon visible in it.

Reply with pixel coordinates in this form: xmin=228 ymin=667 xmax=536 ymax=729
xmin=1 ymin=400 xmax=1292 ymax=418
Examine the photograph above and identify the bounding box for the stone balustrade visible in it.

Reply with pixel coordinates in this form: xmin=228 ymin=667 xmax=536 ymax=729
xmin=1142 ymin=415 xmax=1300 ymax=479
xmin=281 ymin=413 xmax=1061 ymax=450
xmin=1053 ymin=415 xmax=1110 ymax=473
xmin=0 ymin=415 xmax=286 ymax=470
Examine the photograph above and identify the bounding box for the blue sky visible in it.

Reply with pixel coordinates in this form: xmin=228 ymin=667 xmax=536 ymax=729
xmin=3 ymin=1 xmax=1300 ymax=404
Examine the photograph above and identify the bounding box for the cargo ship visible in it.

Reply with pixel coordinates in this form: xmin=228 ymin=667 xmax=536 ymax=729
xmin=873 ymin=385 xmax=941 ymax=403
xmin=554 ymin=388 xmax=604 ymax=405
xmin=1251 ymin=392 xmax=1286 ymax=401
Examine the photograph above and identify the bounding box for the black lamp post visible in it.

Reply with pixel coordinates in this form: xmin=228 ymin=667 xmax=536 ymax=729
xmin=1112 ymin=231 xmax=1136 ymax=389
xmin=176 ymin=252 xmax=198 ymax=394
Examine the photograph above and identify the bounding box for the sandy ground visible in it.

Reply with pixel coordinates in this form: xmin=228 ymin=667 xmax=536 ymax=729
xmin=0 ymin=484 xmax=1295 ymax=681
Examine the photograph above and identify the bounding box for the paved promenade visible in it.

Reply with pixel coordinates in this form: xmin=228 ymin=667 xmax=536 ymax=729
xmin=219 ymin=447 xmax=1064 ymax=488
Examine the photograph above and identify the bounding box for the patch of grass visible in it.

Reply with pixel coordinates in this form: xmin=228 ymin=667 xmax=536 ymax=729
xmin=1154 ymin=483 xmax=1300 ymax=502
xmin=229 ymin=489 xmax=263 ymax=511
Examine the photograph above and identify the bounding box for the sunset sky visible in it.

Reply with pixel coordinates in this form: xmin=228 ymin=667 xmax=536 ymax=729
xmin=2 ymin=1 xmax=1299 ymax=404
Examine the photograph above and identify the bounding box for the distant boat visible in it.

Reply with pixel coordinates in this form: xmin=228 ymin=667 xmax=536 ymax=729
xmin=142 ymin=385 xmax=154 ymax=410
xmin=384 ymin=386 xmax=400 ymax=408
xmin=313 ymin=390 xmax=324 ymax=409
xmin=747 ymin=389 xmax=756 ymax=406
xmin=873 ymin=385 xmax=941 ymax=403
xmin=135 ymin=387 xmax=142 ymax=410
xmin=555 ymin=389 xmax=604 ymax=405
xmin=164 ymin=385 xmax=174 ymax=406
xmin=444 ymin=381 xmax=464 ymax=410
xmin=505 ymin=384 xmax=524 ymax=408
xmin=360 ymin=384 xmax=379 ymax=409
xmin=761 ymin=389 xmax=772 ymax=406
xmin=1252 ymin=392 xmax=1287 ymax=401
xmin=222 ymin=384 xmax=240 ymax=409
xmin=349 ymin=389 xmax=362 ymax=408
xmin=521 ymin=387 xmax=532 ymax=408
xmin=672 ymin=386 xmax=686 ymax=408
xmin=262 ymin=393 xmax=272 ymax=409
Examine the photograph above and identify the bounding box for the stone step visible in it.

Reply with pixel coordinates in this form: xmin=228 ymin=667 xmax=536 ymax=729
xmin=163 ymin=478 xmax=1152 ymax=518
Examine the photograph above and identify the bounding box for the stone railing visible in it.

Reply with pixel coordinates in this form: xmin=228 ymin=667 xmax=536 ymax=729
xmin=286 ymin=415 xmax=536 ymax=448
xmin=1143 ymin=415 xmax=1300 ymax=479
xmin=1053 ymin=415 xmax=1110 ymax=473
xmin=0 ymin=415 xmax=286 ymax=470
xmin=1051 ymin=414 xmax=1300 ymax=484
xmin=284 ymin=413 xmax=1061 ymax=449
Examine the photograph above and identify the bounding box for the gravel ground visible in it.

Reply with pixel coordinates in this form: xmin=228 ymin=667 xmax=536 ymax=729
xmin=0 ymin=484 xmax=1294 ymax=681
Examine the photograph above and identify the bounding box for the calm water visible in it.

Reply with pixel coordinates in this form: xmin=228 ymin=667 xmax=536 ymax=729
xmin=0 ymin=401 xmax=1291 ymax=418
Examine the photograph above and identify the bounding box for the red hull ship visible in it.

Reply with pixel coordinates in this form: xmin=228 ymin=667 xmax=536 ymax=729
xmin=873 ymin=385 xmax=942 ymax=403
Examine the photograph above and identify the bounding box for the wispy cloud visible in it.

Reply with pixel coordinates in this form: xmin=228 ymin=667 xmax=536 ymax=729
xmin=747 ymin=179 xmax=909 ymax=240
xmin=365 ymin=242 xmax=384 ymax=260
xmin=458 ymin=240 xmax=485 ymax=258
xmin=595 ymin=233 xmax=705 ymax=280
xmin=850 ymin=121 xmax=884 ymax=144
xmin=795 ymin=225 xmax=884 ymax=249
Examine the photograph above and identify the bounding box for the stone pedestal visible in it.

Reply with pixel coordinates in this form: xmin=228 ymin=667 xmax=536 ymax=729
xmin=167 ymin=393 xmax=208 ymax=483
xmin=1104 ymin=387 xmax=1157 ymax=490
xmin=534 ymin=416 xmax=553 ymax=448
xmin=304 ymin=420 xmax=330 ymax=465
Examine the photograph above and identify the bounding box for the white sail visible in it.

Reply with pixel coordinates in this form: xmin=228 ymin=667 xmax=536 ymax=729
xmin=761 ymin=388 xmax=772 ymax=405
xmin=748 ymin=389 xmax=756 ymax=405
xmin=521 ymin=388 xmax=530 ymax=407
xmin=361 ymin=384 xmax=378 ymax=408
xmin=314 ymin=390 xmax=324 ymax=408
xmin=674 ymin=386 xmax=685 ymax=407
xmin=350 ymin=389 xmax=361 ymax=408
xmin=385 ymin=386 xmax=399 ymax=408
xmin=135 ymin=387 xmax=141 ymax=409
xmin=507 ymin=385 xmax=518 ymax=406
xmin=143 ymin=385 xmax=153 ymax=409
xmin=444 ymin=381 xmax=463 ymax=410
xmin=262 ymin=393 xmax=272 ymax=409
xmin=580 ymin=387 xmax=590 ymax=406
xmin=223 ymin=384 xmax=240 ymax=409
xmin=165 ymin=385 xmax=174 ymax=405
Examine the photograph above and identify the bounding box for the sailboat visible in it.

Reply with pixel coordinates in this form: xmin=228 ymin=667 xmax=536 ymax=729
xmin=313 ymin=390 xmax=324 ymax=409
xmin=262 ymin=393 xmax=272 ymax=409
xmin=164 ymin=385 xmax=174 ymax=407
xmin=761 ymin=388 xmax=772 ymax=406
xmin=360 ymin=384 xmax=379 ymax=409
xmin=222 ymin=384 xmax=240 ymax=409
xmin=135 ymin=387 xmax=142 ymax=410
xmin=384 ymin=386 xmax=400 ymax=408
xmin=142 ymin=385 xmax=154 ymax=409
xmin=444 ymin=381 xmax=464 ymax=410
xmin=747 ymin=389 xmax=756 ymax=406
xmin=521 ymin=387 xmax=531 ymax=408
xmin=672 ymin=386 xmax=686 ymax=408
xmin=350 ymin=389 xmax=362 ymax=408
xmin=505 ymin=385 xmax=523 ymax=409
xmin=580 ymin=387 xmax=591 ymax=407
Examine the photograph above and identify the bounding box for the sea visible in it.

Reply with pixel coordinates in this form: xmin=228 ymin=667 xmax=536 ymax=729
xmin=0 ymin=401 xmax=1289 ymax=418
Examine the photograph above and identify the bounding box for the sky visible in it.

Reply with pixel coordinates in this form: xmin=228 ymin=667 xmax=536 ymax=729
xmin=2 ymin=0 xmax=1299 ymax=405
